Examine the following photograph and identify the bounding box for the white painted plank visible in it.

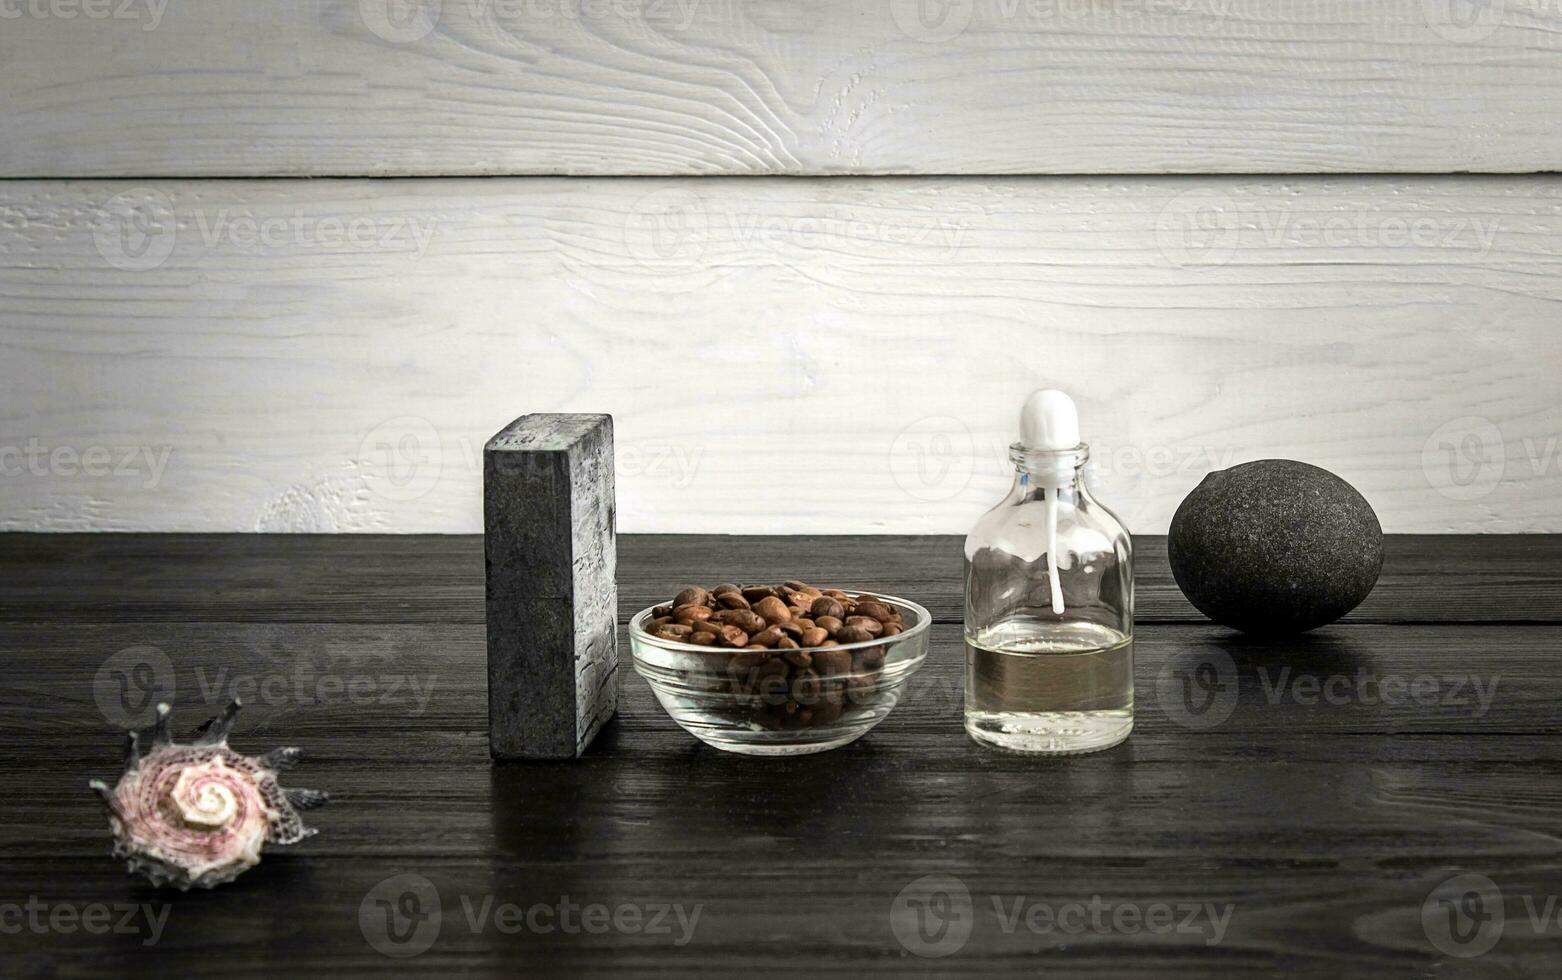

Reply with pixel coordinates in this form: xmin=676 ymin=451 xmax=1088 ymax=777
xmin=1 ymin=176 xmax=1559 ymax=533
xmin=4 ymin=1 xmax=1562 ymax=176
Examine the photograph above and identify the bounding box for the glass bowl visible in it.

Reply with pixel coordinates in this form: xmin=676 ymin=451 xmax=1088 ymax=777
xmin=629 ymin=591 xmax=931 ymax=755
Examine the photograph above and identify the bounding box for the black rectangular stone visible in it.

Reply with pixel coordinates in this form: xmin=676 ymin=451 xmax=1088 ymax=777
xmin=485 ymin=413 xmax=616 ymax=759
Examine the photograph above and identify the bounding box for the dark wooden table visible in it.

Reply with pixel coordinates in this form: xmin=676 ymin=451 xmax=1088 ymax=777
xmin=3 ymin=534 xmax=1561 ymax=978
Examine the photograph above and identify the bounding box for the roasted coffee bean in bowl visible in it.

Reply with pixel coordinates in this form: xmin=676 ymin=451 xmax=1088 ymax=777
xmin=629 ymin=581 xmax=930 ymax=755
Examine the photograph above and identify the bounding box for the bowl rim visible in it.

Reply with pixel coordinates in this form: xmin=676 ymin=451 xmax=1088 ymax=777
xmin=627 ymin=590 xmax=932 ymax=656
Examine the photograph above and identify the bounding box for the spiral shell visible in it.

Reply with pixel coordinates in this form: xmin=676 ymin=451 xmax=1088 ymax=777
xmin=90 ymin=701 xmax=327 ymax=890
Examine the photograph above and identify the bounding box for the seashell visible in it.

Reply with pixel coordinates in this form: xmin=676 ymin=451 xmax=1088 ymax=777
xmin=89 ymin=700 xmax=327 ymax=890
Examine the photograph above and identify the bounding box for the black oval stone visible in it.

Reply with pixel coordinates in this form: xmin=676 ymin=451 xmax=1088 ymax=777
xmin=1168 ymin=459 xmax=1383 ymax=635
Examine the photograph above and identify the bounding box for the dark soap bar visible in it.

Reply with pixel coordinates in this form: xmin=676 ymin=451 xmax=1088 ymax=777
xmin=485 ymin=413 xmax=617 ymax=759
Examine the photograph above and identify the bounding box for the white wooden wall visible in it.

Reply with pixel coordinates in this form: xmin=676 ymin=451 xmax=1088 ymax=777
xmin=7 ymin=1 xmax=1562 ymax=175
xmin=2 ymin=3 xmax=1560 ymax=533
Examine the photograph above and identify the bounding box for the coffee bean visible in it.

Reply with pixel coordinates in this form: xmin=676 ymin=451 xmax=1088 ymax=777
xmin=716 ymin=625 xmax=749 ymax=647
xmin=738 ymin=611 xmax=766 ymax=634
xmin=810 ymin=596 xmax=845 ymax=620
xmin=751 ymin=625 xmax=785 ymax=648
xmin=837 ymin=624 xmax=873 ymax=643
xmin=855 ymin=601 xmax=894 ymax=623
xmin=882 ymin=623 xmax=903 ymax=637
xmin=655 ymin=623 xmax=694 ymax=640
xmin=688 ymin=631 xmax=718 ymax=646
xmin=742 ymin=585 xmax=780 ymax=602
xmin=812 ymin=648 xmax=851 ymax=675
xmin=777 ymin=636 xmax=801 ymax=650
xmin=782 ymin=648 xmax=812 ymax=668
xmin=674 ymin=604 xmax=712 ymax=624
xmin=800 ymin=627 xmax=829 ymax=647
xmin=792 ymin=669 xmax=822 ymax=704
xmin=754 ymin=596 xmax=792 ymax=625
xmin=845 ymin=615 xmax=884 ymax=637
xmin=717 ymin=592 xmax=752 ymax=610
xmin=674 ymin=587 xmax=708 ymax=609
xmin=815 ymin=615 xmax=843 ymax=635
xmin=652 ymin=604 xmax=674 ymax=617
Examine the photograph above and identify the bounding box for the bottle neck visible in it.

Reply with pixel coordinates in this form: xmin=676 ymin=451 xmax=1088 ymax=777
xmin=1008 ymin=443 xmax=1088 ymax=501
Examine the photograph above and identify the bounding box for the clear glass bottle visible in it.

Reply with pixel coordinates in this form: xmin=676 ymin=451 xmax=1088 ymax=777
xmin=963 ymin=391 xmax=1134 ymax=754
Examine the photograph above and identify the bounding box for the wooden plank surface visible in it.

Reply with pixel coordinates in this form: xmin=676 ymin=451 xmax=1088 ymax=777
xmin=5 ymin=177 xmax=1561 ymax=534
xmin=3 ymin=621 xmax=1558 ymax=741
xmin=4 ymin=2 xmax=1562 ymax=176
xmin=1 ymin=534 xmax=1561 ymax=977
xmin=4 ymin=534 xmax=1562 ymax=625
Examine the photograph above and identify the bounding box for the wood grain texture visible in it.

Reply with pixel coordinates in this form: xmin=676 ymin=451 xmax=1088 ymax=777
xmin=4 ymin=621 xmax=1558 ymax=740
xmin=4 ymin=533 xmax=1562 ymax=626
xmin=4 ymin=1 xmax=1562 ymax=176
xmin=2 ymin=534 xmax=1560 ymax=977
xmin=4 ymin=177 xmax=1561 ymax=534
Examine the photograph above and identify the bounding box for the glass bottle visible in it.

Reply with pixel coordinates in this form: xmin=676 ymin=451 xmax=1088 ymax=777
xmin=963 ymin=390 xmax=1134 ymax=753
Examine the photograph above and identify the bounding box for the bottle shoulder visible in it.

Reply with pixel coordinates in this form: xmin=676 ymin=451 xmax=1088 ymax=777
xmin=964 ymin=494 xmax=1128 ymax=563
xmin=1082 ymin=491 xmax=1132 ymax=548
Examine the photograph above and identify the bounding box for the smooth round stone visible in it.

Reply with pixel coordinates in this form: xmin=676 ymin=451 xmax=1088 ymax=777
xmin=1169 ymin=459 xmax=1383 ymax=635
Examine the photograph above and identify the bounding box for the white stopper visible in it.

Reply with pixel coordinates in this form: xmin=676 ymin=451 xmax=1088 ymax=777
xmin=1020 ymin=388 xmax=1080 ymax=451
xmin=1019 ymin=389 xmax=1079 ymax=615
